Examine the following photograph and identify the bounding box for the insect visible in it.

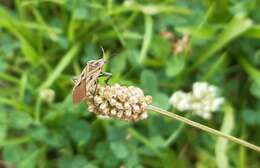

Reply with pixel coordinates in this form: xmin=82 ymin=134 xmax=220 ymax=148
xmin=72 ymin=58 xmax=112 ymax=104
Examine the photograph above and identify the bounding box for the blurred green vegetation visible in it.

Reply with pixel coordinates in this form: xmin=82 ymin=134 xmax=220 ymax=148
xmin=0 ymin=0 xmax=260 ymax=167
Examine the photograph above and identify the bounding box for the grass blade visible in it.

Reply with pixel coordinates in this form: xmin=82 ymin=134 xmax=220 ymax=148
xmin=215 ymin=104 xmax=234 ymax=168
xmin=39 ymin=44 xmax=80 ymax=90
xmin=191 ymin=14 xmax=252 ymax=70
xmin=238 ymin=57 xmax=260 ymax=85
xmin=139 ymin=15 xmax=153 ymax=63
xmin=0 ymin=136 xmax=31 ymax=147
xmin=0 ymin=6 xmax=40 ymax=63
xmin=243 ymin=25 xmax=260 ymax=38
xmin=19 ymin=147 xmax=45 ymax=168
xmin=202 ymin=52 xmax=227 ymax=80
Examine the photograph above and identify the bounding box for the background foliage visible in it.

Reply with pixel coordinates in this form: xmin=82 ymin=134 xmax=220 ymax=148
xmin=0 ymin=0 xmax=260 ymax=167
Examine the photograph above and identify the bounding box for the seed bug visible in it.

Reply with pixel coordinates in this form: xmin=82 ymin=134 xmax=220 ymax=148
xmin=72 ymin=58 xmax=112 ymax=104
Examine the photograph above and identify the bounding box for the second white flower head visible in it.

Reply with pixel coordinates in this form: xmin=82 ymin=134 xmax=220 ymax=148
xmin=169 ymin=82 xmax=224 ymax=119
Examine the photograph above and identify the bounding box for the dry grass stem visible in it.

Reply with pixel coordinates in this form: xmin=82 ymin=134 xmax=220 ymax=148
xmin=148 ymin=105 xmax=260 ymax=153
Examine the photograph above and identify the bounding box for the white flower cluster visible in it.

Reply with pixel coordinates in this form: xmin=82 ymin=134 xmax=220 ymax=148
xmin=169 ymin=82 xmax=224 ymax=119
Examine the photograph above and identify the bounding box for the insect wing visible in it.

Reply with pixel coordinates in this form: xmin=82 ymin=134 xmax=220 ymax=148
xmin=72 ymin=59 xmax=105 ymax=104
xmin=72 ymin=78 xmax=86 ymax=104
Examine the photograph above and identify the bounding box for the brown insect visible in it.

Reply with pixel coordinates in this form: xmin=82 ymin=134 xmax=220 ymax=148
xmin=72 ymin=58 xmax=111 ymax=104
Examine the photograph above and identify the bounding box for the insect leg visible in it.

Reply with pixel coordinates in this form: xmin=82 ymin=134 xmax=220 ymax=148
xmin=92 ymin=80 xmax=99 ymax=103
xmin=99 ymin=72 xmax=112 ymax=85
xmin=72 ymin=76 xmax=78 ymax=84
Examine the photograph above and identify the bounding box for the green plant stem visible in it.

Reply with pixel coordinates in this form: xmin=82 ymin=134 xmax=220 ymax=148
xmin=139 ymin=14 xmax=153 ymax=63
xmin=148 ymin=105 xmax=260 ymax=153
xmin=128 ymin=128 xmax=159 ymax=155
xmin=215 ymin=104 xmax=234 ymax=168
xmin=35 ymin=96 xmax=42 ymax=123
xmin=39 ymin=43 xmax=80 ymax=90
xmin=0 ymin=136 xmax=31 ymax=147
xmin=239 ymin=126 xmax=246 ymax=168
xmin=163 ymin=113 xmax=191 ymax=147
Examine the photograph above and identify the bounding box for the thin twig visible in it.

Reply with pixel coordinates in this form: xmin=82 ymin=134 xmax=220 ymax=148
xmin=148 ymin=105 xmax=260 ymax=153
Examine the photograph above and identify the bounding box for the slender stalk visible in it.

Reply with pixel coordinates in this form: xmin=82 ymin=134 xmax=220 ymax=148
xmin=148 ymin=105 xmax=260 ymax=153
xmin=128 ymin=128 xmax=159 ymax=155
xmin=164 ymin=113 xmax=191 ymax=147
xmin=35 ymin=96 xmax=42 ymax=123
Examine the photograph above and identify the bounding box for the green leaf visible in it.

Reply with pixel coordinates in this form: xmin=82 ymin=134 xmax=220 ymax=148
xmin=166 ymin=57 xmax=185 ymax=77
xmin=127 ymin=49 xmax=141 ymax=68
xmin=242 ymin=109 xmax=260 ymax=125
xmin=160 ymin=149 xmax=185 ymax=168
xmin=3 ymin=144 xmax=38 ymax=168
xmin=192 ymin=14 xmax=252 ymax=69
xmin=94 ymin=141 xmax=119 ymax=167
xmin=3 ymin=145 xmax=25 ymax=166
xmin=8 ymin=111 xmax=33 ymax=130
xmin=31 ymin=125 xmax=66 ymax=148
xmin=19 ymin=148 xmax=43 ymax=168
xmin=250 ymin=82 xmax=260 ymax=99
xmin=83 ymin=164 xmax=99 ymax=168
xmin=57 ymin=155 xmax=88 ymax=168
xmin=65 ymin=0 xmax=89 ymax=20
xmin=150 ymin=35 xmax=171 ymax=59
xmin=30 ymin=125 xmax=48 ymax=140
xmin=140 ymin=70 xmax=158 ymax=94
xmin=125 ymin=150 xmax=139 ymax=167
xmin=110 ymin=141 xmax=129 ymax=159
xmin=0 ymin=110 xmax=7 ymax=142
xmin=67 ymin=120 xmax=91 ymax=144
xmin=110 ymin=52 xmax=126 ymax=76
xmin=0 ymin=58 xmax=7 ymax=72
xmin=150 ymin=136 xmax=165 ymax=148
xmin=152 ymin=92 xmax=170 ymax=109
xmin=106 ymin=125 xmax=127 ymax=142
xmin=73 ymin=7 xmax=89 ymax=20
xmin=196 ymin=149 xmax=217 ymax=168
xmin=94 ymin=141 xmax=110 ymax=159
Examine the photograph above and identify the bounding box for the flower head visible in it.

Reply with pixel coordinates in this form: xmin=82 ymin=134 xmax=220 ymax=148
xmin=86 ymin=84 xmax=152 ymax=121
xmin=169 ymin=91 xmax=192 ymax=111
xmin=169 ymin=82 xmax=224 ymax=119
xmin=39 ymin=89 xmax=55 ymax=103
